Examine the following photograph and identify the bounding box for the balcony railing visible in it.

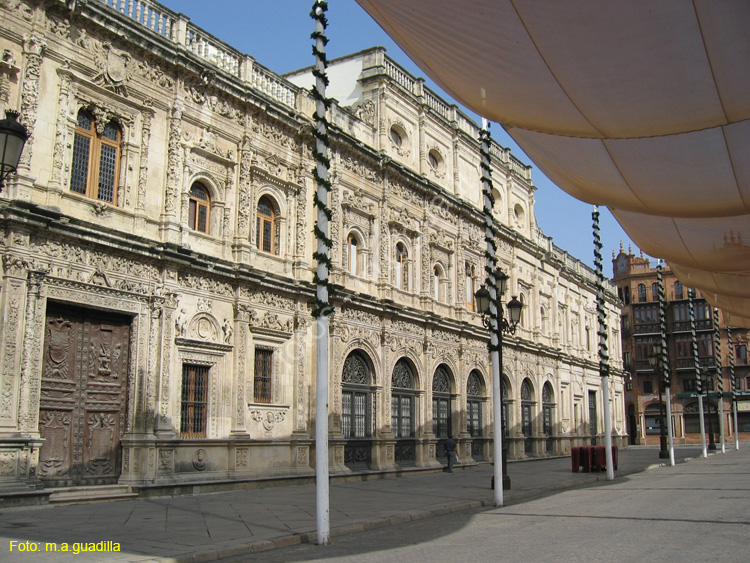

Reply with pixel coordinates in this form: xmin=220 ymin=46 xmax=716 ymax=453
xmin=96 ymin=0 xmax=299 ymax=109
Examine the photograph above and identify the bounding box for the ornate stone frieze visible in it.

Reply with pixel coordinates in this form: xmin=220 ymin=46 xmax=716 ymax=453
xmin=178 ymin=272 xmax=233 ymax=297
xmin=388 ymin=179 xmax=422 ymax=206
xmin=341 ymin=155 xmax=377 ymax=182
xmin=252 ymin=117 xmax=298 ymax=151
xmin=341 ymin=308 xmax=379 ymax=327
xmin=242 ymin=288 xmax=294 ymax=311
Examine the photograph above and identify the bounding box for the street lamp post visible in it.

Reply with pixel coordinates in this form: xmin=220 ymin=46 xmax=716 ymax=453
xmin=0 ymin=110 xmax=29 ymax=193
xmin=475 ymin=268 xmax=522 ymax=496
xmin=649 ymin=344 xmax=669 ymax=459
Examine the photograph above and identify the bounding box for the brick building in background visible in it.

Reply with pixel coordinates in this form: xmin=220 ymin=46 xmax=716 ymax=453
xmin=613 ymin=246 xmax=750 ymax=446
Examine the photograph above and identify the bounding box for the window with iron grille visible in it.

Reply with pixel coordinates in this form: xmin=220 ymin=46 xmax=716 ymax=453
xmin=342 ymin=351 xmax=372 ymax=438
xmin=342 ymin=390 xmax=369 ymax=438
xmin=467 ymin=401 xmax=482 ymax=437
xmin=432 ymin=365 xmax=452 ymax=438
xmin=391 ymin=359 xmax=415 ymax=438
xmin=181 ymin=364 xmax=209 ymax=438
xmin=467 ymin=371 xmax=483 ymax=437
xmin=254 ymin=348 xmax=273 ymax=403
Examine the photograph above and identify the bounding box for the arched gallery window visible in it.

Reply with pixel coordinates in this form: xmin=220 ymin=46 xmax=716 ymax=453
xmin=341 ymin=351 xmax=372 ymax=438
xmin=70 ymin=109 xmax=121 ymax=203
xmin=391 ymin=359 xmax=416 ymax=438
xmin=188 ymin=183 xmax=210 ymax=233
xmin=395 ymin=242 xmax=408 ymax=290
xmin=467 ymin=371 xmax=484 ymax=437
xmin=521 ymin=378 xmax=534 ymax=454
xmin=256 ymin=196 xmax=276 ymax=254
xmin=542 ymin=382 xmax=555 ymax=454
xmin=674 ymin=281 xmax=684 ymax=300
xmin=347 ymin=233 xmax=359 ymax=275
xmin=638 ymin=283 xmax=647 ymax=302
xmin=432 ymin=364 xmax=452 ymax=438
xmin=465 ymin=264 xmax=475 ymax=311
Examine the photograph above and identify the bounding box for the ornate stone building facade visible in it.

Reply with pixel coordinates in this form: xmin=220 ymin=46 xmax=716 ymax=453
xmin=0 ymin=0 xmax=624 ymax=494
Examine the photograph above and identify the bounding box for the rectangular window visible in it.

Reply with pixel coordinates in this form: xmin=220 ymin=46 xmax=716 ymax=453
xmin=70 ymin=133 xmax=91 ymax=194
xmin=682 ymin=378 xmax=696 ymax=392
xmin=254 ymin=348 xmax=273 ymax=403
xmin=181 ymin=364 xmax=209 ymax=438
xmin=433 ymin=397 xmax=451 ymax=438
xmin=468 ymin=400 xmax=482 ymax=437
xmin=343 ymin=390 xmax=369 ymax=438
xmin=643 ymin=380 xmax=654 ymax=394
xmin=736 ymin=345 xmax=748 ymax=365
xmin=392 ymin=395 xmax=414 ymax=438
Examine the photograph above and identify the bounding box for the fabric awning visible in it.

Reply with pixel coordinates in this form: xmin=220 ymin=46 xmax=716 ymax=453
xmin=356 ymin=0 xmax=750 ymax=323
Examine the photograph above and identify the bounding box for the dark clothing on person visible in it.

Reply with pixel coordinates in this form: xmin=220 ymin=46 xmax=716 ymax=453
xmin=444 ymin=437 xmax=457 ymax=472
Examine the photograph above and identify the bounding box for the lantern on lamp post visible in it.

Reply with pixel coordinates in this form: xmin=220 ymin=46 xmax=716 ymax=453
xmin=0 ymin=110 xmax=29 ymax=193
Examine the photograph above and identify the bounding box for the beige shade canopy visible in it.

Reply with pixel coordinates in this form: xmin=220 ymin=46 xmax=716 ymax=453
xmin=356 ymin=0 xmax=750 ymax=324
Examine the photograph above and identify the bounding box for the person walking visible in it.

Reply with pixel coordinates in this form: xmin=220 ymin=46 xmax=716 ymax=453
xmin=443 ymin=436 xmax=457 ymax=472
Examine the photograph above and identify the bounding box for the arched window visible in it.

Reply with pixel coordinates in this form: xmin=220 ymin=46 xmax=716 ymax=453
xmin=70 ymin=109 xmax=121 ymax=203
xmin=432 ymin=365 xmax=452 ymax=439
xmin=347 ymin=233 xmax=359 ymax=275
xmin=434 ymin=266 xmax=440 ymax=301
xmin=638 ymin=283 xmax=647 ymax=302
xmin=502 ymin=376 xmax=510 ymax=438
xmin=391 ymin=359 xmax=416 ymax=439
xmin=465 ymin=264 xmax=475 ymax=311
xmin=256 ymin=196 xmax=276 ymax=254
xmin=395 ymin=242 xmax=408 ymax=290
xmin=542 ymin=382 xmax=555 ymax=454
xmin=467 ymin=371 xmax=484 ymax=438
xmin=674 ymin=281 xmax=684 ymax=300
xmin=341 ymin=351 xmax=372 ymax=439
xmin=188 ymin=183 xmax=210 ymax=233
xmin=433 ymin=264 xmax=447 ymax=302
xmin=651 ymin=283 xmax=659 ymax=301
xmin=521 ymin=378 xmax=534 ymax=454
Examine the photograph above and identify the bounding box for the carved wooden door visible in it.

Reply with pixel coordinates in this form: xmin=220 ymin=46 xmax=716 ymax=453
xmin=38 ymin=305 xmax=130 ymax=487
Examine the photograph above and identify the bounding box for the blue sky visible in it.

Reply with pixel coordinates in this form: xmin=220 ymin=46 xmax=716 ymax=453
xmin=160 ymin=0 xmax=641 ymax=271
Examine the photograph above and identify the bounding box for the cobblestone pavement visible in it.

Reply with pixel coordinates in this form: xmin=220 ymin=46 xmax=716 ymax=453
xmin=0 ymin=446 xmax=718 ymax=562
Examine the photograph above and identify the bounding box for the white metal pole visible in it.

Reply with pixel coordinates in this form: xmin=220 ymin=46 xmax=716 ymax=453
xmin=602 ymin=375 xmax=614 ymax=480
xmin=688 ymin=289 xmax=708 ymax=458
xmin=665 ymin=392 xmax=675 ymax=466
xmin=719 ymin=397 xmax=725 ymax=453
xmin=698 ymin=396 xmax=707 ymax=457
xmin=733 ymin=399 xmax=740 ymax=450
xmin=481 ymin=118 xmax=504 ymax=507
xmin=593 ymin=206 xmax=614 ymax=480
xmin=312 ymin=1 xmax=331 ymax=545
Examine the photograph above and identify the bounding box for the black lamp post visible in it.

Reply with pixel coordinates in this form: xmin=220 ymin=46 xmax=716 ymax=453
xmin=704 ymin=372 xmax=717 ymax=450
xmin=0 ymin=110 xmax=29 ymax=193
xmin=476 ymin=267 xmax=522 ymax=490
xmin=648 ymin=343 xmax=669 ymax=459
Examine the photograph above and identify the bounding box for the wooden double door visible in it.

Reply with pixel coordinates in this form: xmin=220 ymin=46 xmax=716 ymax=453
xmin=37 ymin=304 xmax=130 ymax=487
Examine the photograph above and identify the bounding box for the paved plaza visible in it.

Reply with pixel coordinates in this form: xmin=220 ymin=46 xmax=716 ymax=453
xmin=0 ymin=446 xmax=745 ymax=562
